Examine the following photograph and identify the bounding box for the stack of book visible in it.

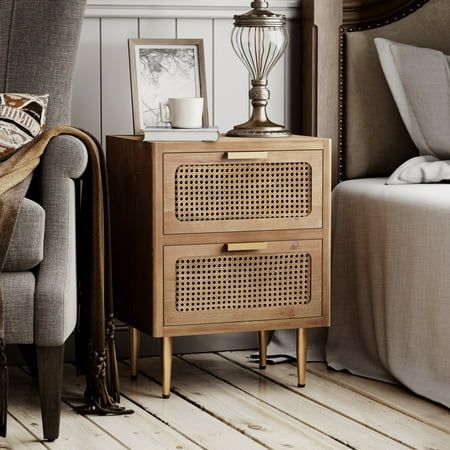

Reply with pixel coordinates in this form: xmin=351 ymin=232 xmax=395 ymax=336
xmin=143 ymin=126 xmax=220 ymax=142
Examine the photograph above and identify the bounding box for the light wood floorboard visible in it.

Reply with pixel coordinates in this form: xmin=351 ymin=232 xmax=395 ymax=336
xmin=222 ymin=351 xmax=450 ymax=450
xmin=182 ymin=353 xmax=407 ymax=450
xmin=118 ymin=362 xmax=263 ymax=450
xmin=139 ymin=356 xmax=344 ymax=450
xmin=6 ymin=367 xmax=125 ymax=450
xmin=0 ymin=414 xmax=46 ymax=449
xmin=62 ymin=365 xmax=202 ymax=450
xmin=1 ymin=351 xmax=449 ymax=450
xmin=308 ymin=362 xmax=450 ymax=434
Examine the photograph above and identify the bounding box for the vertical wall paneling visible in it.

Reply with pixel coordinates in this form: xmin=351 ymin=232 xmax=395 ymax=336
xmin=139 ymin=18 xmax=176 ymax=38
xmin=101 ymin=18 xmax=139 ymax=142
xmin=177 ymin=19 xmax=214 ymax=125
xmin=213 ymin=19 xmax=249 ymax=133
xmin=71 ymin=18 xmax=102 ymax=140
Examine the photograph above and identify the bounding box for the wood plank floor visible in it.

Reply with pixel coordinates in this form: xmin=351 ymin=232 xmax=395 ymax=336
xmin=1 ymin=351 xmax=449 ymax=449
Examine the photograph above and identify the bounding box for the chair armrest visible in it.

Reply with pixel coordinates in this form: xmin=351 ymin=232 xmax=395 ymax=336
xmin=35 ymin=135 xmax=88 ymax=347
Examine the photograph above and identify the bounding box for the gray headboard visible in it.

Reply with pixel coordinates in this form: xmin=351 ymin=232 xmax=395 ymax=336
xmin=341 ymin=0 xmax=450 ymax=180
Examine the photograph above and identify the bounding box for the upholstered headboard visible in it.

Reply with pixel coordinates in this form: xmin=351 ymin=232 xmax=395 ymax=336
xmin=340 ymin=0 xmax=450 ymax=180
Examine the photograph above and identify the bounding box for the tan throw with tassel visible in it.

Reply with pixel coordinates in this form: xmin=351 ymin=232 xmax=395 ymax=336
xmin=0 ymin=126 xmax=131 ymax=436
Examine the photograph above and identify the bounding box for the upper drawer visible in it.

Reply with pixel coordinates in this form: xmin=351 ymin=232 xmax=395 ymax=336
xmin=163 ymin=150 xmax=323 ymax=234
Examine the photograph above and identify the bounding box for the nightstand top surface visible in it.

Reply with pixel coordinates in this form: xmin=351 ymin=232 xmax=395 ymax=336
xmin=107 ymin=134 xmax=331 ymax=153
xmin=110 ymin=134 xmax=329 ymax=144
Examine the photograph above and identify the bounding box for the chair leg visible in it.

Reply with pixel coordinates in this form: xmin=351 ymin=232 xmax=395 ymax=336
xmin=36 ymin=345 xmax=64 ymax=441
xmin=161 ymin=337 xmax=172 ymax=399
xmin=258 ymin=330 xmax=267 ymax=369
xmin=129 ymin=326 xmax=140 ymax=378
xmin=19 ymin=344 xmax=38 ymax=380
xmin=296 ymin=328 xmax=307 ymax=388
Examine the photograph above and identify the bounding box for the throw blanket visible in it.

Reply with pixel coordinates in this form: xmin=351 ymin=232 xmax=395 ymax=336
xmin=0 ymin=126 xmax=131 ymax=436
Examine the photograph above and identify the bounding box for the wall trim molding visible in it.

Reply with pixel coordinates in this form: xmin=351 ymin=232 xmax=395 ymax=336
xmin=85 ymin=0 xmax=302 ymax=19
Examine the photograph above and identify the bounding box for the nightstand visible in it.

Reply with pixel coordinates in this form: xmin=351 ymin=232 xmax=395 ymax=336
xmin=106 ymin=135 xmax=331 ymax=398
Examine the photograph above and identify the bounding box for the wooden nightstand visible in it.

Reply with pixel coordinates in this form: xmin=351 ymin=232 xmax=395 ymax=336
xmin=106 ymin=135 xmax=331 ymax=398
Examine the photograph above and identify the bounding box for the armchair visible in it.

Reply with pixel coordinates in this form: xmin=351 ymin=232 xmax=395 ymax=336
xmin=1 ymin=0 xmax=88 ymax=440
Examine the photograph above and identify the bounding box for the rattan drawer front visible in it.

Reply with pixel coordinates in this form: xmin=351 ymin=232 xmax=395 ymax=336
xmin=164 ymin=240 xmax=323 ymax=326
xmin=163 ymin=151 xmax=323 ymax=234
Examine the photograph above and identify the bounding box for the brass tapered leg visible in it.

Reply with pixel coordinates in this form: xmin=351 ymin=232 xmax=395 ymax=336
xmin=129 ymin=326 xmax=140 ymax=378
xmin=161 ymin=337 xmax=172 ymax=399
xmin=296 ymin=328 xmax=307 ymax=387
xmin=258 ymin=330 xmax=268 ymax=369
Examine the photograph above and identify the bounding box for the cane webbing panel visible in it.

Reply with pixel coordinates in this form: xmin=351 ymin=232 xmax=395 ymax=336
xmin=175 ymin=253 xmax=311 ymax=313
xmin=175 ymin=162 xmax=312 ymax=222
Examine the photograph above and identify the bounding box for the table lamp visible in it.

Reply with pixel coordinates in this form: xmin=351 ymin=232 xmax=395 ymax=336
xmin=227 ymin=1 xmax=290 ymax=137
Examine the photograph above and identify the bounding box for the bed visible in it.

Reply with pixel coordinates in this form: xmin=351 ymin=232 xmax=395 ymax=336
xmin=326 ymin=0 xmax=450 ymax=407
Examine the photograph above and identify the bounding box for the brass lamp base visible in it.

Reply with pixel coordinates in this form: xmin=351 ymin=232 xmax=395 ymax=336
xmin=227 ymin=119 xmax=291 ymax=138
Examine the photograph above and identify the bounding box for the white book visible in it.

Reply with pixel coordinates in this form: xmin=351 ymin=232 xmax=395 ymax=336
xmin=143 ymin=126 xmax=220 ymax=142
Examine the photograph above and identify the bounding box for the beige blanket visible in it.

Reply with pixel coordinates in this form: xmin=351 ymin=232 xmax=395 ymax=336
xmin=326 ymin=178 xmax=450 ymax=408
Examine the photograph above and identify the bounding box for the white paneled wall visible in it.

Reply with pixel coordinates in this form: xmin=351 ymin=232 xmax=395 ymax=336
xmin=72 ymin=1 xmax=301 ymax=143
xmin=72 ymin=18 xmax=101 ymax=139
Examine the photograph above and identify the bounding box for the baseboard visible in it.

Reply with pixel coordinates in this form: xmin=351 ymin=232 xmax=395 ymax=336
xmin=6 ymin=328 xmax=258 ymax=365
xmin=7 ymin=326 xmax=327 ymax=365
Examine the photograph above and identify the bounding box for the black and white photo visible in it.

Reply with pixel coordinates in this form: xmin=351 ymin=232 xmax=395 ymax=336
xmin=129 ymin=39 xmax=209 ymax=134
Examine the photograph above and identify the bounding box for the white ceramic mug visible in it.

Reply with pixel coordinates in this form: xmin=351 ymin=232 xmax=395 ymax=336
xmin=159 ymin=97 xmax=204 ymax=128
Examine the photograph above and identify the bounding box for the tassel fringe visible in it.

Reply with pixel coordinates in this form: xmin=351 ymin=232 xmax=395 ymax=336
xmin=0 ymin=340 xmax=7 ymax=436
xmin=75 ymin=343 xmax=132 ymax=416
xmin=105 ymin=315 xmax=120 ymax=404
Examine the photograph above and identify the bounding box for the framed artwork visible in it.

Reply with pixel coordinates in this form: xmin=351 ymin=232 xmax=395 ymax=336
xmin=129 ymin=38 xmax=209 ymax=134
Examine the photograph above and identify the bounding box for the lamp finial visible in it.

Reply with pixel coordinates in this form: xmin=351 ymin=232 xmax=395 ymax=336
xmin=251 ymin=1 xmax=269 ymax=9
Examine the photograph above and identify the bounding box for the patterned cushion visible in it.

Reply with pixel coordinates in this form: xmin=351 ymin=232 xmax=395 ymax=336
xmin=0 ymin=93 xmax=48 ymax=160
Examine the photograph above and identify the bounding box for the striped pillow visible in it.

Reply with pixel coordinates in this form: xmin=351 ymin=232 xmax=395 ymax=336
xmin=0 ymin=93 xmax=48 ymax=160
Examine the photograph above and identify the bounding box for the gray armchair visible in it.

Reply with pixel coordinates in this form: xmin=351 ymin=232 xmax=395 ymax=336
xmin=1 ymin=0 xmax=88 ymax=441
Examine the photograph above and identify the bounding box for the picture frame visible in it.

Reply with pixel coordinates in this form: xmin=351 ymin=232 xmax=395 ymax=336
xmin=129 ymin=38 xmax=209 ymax=135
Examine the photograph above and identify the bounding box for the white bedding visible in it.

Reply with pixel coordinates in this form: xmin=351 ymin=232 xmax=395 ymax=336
xmin=387 ymin=155 xmax=450 ymax=184
xmin=326 ymin=178 xmax=450 ymax=407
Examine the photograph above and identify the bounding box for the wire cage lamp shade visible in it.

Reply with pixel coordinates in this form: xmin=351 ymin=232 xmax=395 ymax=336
xmin=227 ymin=0 xmax=290 ymax=138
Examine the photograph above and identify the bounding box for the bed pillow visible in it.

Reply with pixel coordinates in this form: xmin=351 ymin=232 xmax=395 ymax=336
xmin=0 ymin=93 xmax=48 ymax=160
xmin=374 ymin=39 xmax=450 ymax=184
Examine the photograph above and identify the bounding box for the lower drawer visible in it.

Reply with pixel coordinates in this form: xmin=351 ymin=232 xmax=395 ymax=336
xmin=163 ymin=240 xmax=323 ymax=327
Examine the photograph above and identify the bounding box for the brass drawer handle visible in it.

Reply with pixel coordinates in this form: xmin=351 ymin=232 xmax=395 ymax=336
xmin=226 ymin=151 xmax=268 ymax=160
xmin=226 ymin=242 xmax=268 ymax=252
